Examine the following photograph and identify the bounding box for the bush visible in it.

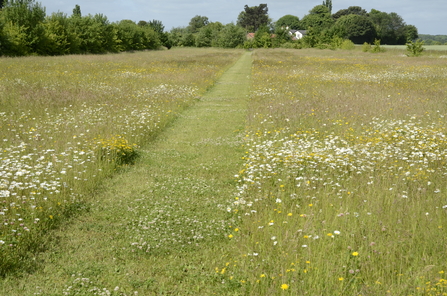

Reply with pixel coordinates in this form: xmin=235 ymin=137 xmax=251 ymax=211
xmin=406 ymin=39 xmax=425 ymax=57
xmin=340 ymin=39 xmax=355 ymax=50
xmin=362 ymin=42 xmax=371 ymax=52
xmin=370 ymin=39 xmax=385 ymax=53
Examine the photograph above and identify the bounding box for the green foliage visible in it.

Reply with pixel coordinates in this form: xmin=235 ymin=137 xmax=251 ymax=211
xmin=237 ymin=4 xmax=269 ymax=32
xmin=406 ymin=39 xmax=425 ymax=57
xmin=301 ymin=27 xmax=319 ymax=48
xmin=167 ymin=26 xmax=187 ymax=47
xmin=68 ymin=14 xmax=118 ymax=54
xmin=42 ymin=12 xmax=74 ymax=55
xmin=340 ymin=39 xmax=355 ymax=49
xmin=115 ymin=20 xmax=146 ymax=51
xmin=369 ymin=9 xmax=409 ymax=45
xmin=0 ymin=0 xmax=422 ymax=54
xmin=115 ymin=19 xmax=161 ymax=51
xmin=1 ymin=22 xmax=29 ymax=56
xmin=0 ymin=0 xmax=46 ymax=55
xmin=188 ymin=15 xmax=209 ymax=33
xmin=272 ymin=26 xmax=292 ymax=47
xmin=322 ymin=0 xmax=332 ymax=13
xmin=181 ymin=32 xmax=195 ymax=47
xmin=419 ymin=34 xmax=447 ymax=45
xmin=404 ymin=24 xmax=418 ymax=41
xmin=275 ymin=14 xmax=300 ymax=30
xmin=0 ymin=18 xmax=6 ymax=55
xmin=332 ymin=6 xmax=368 ymax=20
xmin=370 ymin=39 xmax=385 ymax=53
xmin=280 ymin=41 xmax=302 ymax=49
xmin=216 ymin=23 xmax=246 ymax=48
xmin=147 ymin=20 xmax=170 ymax=49
xmin=253 ymin=25 xmax=272 ymax=48
xmin=72 ymin=4 xmax=81 ymax=17
xmin=362 ymin=42 xmax=371 ymax=52
xmin=335 ymin=14 xmax=376 ymax=44
xmin=195 ymin=25 xmax=213 ymax=47
xmin=301 ymin=5 xmax=334 ymax=33
xmin=0 ymin=2 xmax=162 ymax=56
xmin=327 ymin=35 xmax=343 ymax=49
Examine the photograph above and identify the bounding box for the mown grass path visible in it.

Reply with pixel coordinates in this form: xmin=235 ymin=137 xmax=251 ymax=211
xmin=1 ymin=51 xmax=252 ymax=295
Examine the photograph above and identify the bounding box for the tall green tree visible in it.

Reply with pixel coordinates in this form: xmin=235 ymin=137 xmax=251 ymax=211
xmin=0 ymin=0 xmax=47 ymax=55
xmin=195 ymin=22 xmax=222 ymax=47
xmin=216 ymin=23 xmax=246 ymax=48
xmin=72 ymin=4 xmax=81 ymax=17
xmin=332 ymin=6 xmax=368 ymax=20
xmin=0 ymin=15 xmax=8 ymax=55
xmin=404 ymin=24 xmax=418 ymax=41
xmin=300 ymin=5 xmax=334 ymax=33
xmin=253 ymin=24 xmax=272 ymax=48
xmin=148 ymin=19 xmax=170 ymax=48
xmin=68 ymin=13 xmax=118 ymax=54
xmin=275 ymin=14 xmax=300 ymax=30
xmin=369 ymin=9 xmax=407 ymax=44
xmin=335 ymin=14 xmax=376 ymax=44
xmin=237 ymin=4 xmax=269 ymax=32
xmin=43 ymin=12 xmax=76 ymax=55
xmin=188 ymin=15 xmax=209 ymax=33
xmin=322 ymin=0 xmax=332 ymax=14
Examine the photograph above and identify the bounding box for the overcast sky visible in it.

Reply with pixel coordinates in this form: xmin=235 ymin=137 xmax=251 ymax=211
xmin=40 ymin=0 xmax=446 ymax=35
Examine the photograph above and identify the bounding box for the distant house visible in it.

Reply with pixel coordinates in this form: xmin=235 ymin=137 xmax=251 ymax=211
xmin=289 ymin=30 xmax=307 ymax=40
xmin=246 ymin=33 xmax=255 ymax=40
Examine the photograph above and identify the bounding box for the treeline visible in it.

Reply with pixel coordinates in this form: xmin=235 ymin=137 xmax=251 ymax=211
xmin=169 ymin=3 xmax=419 ymax=50
xmin=0 ymin=1 xmax=168 ymax=56
xmin=419 ymin=34 xmax=447 ymax=45
xmin=0 ymin=0 xmax=421 ymax=56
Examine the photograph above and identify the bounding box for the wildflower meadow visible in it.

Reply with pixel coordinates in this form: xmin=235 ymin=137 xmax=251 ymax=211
xmin=1 ymin=47 xmax=447 ymax=295
xmin=218 ymin=48 xmax=447 ymax=295
xmin=0 ymin=48 xmax=240 ymax=275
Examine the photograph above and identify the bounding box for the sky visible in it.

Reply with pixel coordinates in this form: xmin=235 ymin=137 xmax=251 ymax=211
xmin=40 ymin=0 xmax=446 ymax=35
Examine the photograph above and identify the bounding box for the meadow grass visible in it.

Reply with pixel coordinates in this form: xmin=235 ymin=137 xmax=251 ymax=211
xmin=218 ymin=48 xmax=447 ymax=295
xmin=0 ymin=50 xmax=252 ymax=295
xmin=0 ymin=48 xmax=242 ymax=275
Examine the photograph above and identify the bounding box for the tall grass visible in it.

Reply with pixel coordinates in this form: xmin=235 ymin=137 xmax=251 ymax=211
xmin=218 ymin=49 xmax=447 ymax=295
xmin=0 ymin=48 xmax=242 ymax=275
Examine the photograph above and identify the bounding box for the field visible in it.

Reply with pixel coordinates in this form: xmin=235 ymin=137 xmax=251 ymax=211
xmin=0 ymin=48 xmax=241 ymax=274
xmin=1 ymin=47 xmax=447 ymax=295
xmin=222 ymin=48 xmax=447 ymax=295
xmin=382 ymin=44 xmax=447 ymax=52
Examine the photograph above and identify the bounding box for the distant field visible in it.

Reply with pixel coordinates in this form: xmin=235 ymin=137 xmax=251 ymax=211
xmin=382 ymin=44 xmax=447 ymax=51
